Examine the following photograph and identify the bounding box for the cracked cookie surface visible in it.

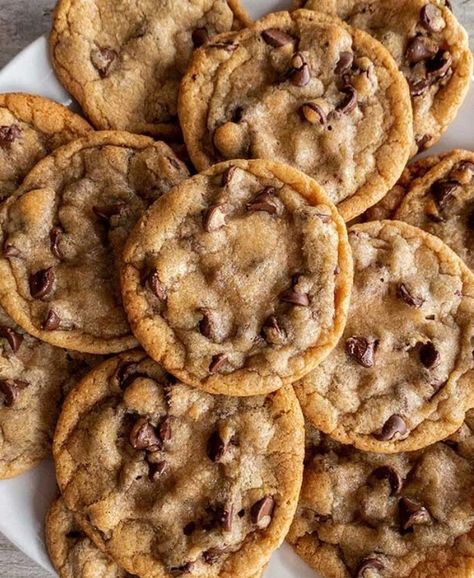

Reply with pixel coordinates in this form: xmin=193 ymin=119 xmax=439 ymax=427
xmin=178 ymin=9 xmax=412 ymax=221
xmin=0 ymin=93 xmax=92 ymax=202
xmin=53 ymin=350 xmax=304 ymax=578
xmin=288 ymin=420 xmax=474 ymax=578
xmin=0 ymin=305 xmax=102 ymax=479
xmin=296 ymin=220 xmax=474 ymax=453
xmin=292 ymin=0 xmax=472 ymax=153
xmin=396 ymin=150 xmax=474 ymax=272
xmin=0 ymin=131 xmax=189 ymax=354
xmin=50 ymin=0 xmax=250 ymax=138
xmin=121 ymin=159 xmax=352 ymax=396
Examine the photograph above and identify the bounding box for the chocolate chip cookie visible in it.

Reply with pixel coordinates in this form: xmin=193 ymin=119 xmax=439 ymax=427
xmin=50 ymin=0 xmax=251 ymax=138
xmin=0 ymin=131 xmax=189 ymax=354
xmin=121 ymin=159 xmax=353 ymax=396
xmin=296 ymin=220 xmax=474 ymax=453
xmin=396 ymin=150 xmax=474 ymax=272
xmin=53 ymin=350 xmax=304 ymax=578
xmin=0 ymin=92 xmax=92 ymax=201
xmin=0 ymin=304 xmax=101 ymax=479
xmin=293 ymin=0 xmax=473 ymax=153
xmin=288 ymin=421 xmax=474 ymax=578
xmin=178 ymin=10 xmax=413 ymax=221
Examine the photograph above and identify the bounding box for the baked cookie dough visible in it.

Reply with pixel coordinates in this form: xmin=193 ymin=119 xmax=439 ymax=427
xmin=288 ymin=420 xmax=474 ymax=578
xmin=296 ymin=220 xmax=474 ymax=453
xmin=50 ymin=0 xmax=251 ymax=137
xmin=0 ymin=305 xmax=101 ymax=479
xmin=292 ymin=0 xmax=473 ymax=153
xmin=121 ymin=159 xmax=353 ymax=396
xmin=0 ymin=131 xmax=189 ymax=354
xmin=396 ymin=150 xmax=474 ymax=271
xmin=53 ymin=350 xmax=304 ymax=578
xmin=178 ymin=9 xmax=413 ymax=221
xmin=0 ymin=92 xmax=92 ymax=201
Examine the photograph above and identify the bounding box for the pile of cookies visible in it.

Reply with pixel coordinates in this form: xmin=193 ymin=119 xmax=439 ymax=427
xmin=0 ymin=0 xmax=474 ymax=576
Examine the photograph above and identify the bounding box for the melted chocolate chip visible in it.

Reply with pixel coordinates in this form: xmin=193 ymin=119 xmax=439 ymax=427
xmin=221 ymin=166 xmax=237 ymax=186
xmin=203 ymin=547 xmax=227 ymax=564
xmin=3 ymin=242 xmax=20 ymax=258
xmin=262 ymin=315 xmax=286 ymax=345
xmin=371 ymin=465 xmax=403 ymax=495
xmin=114 ymin=361 xmax=141 ymax=390
xmin=204 ymin=204 xmax=227 ymax=232
xmin=29 ymin=268 xmax=55 ymax=299
xmin=129 ymin=418 xmax=162 ymax=452
xmin=376 ymin=414 xmax=408 ymax=441
xmin=146 ymin=270 xmax=166 ymax=301
xmin=335 ymin=51 xmax=354 ymax=75
xmin=427 ymin=50 xmax=452 ymax=79
xmin=262 ymin=28 xmax=295 ymax=48
xmin=345 ymin=337 xmax=377 ymax=368
xmin=0 ymin=326 xmax=23 ymax=353
xmin=207 ymin=430 xmax=228 ymax=462
xmin=336 ymin=86 xmax=358 ymax=114
xmin=290 ymin=53 xmax=311 ymax=87
xmin=209 ymin=353 xmax=227 ymax=374
xmin=251 ymin=496 xmax=275 ymax=529
xmin=357 ymin=557 xmax=384 ymax=577
xmin=396 ymin=283 xmax=424 ymax=308
xmin=431 ymin=179 xmax=459 ymax=207
xmin=192 ymin=27 xmax=209 ymax=48
xmin=300 ymin=102 xmax=327 ymax=125
xmin=419 ymin=341 xmax=439 ymax=368
xmin=398 ymin=497 xmax=431 ymax=530
xmin=91 ymin=47 xmax=117 ymax=78
xmin=405 ymin=36 xmax=438 ymax=64
xmin=159 ymin=417 xmax=172 ymax=443
xmin=170 ymin=562 xmax=194 ymax=577
xmin=0 ymin=379 xmax=29 ymax=407
xmin=247 ymin=187 xmax=278 ymax=214
xmin=410 ymin=77 xmax=431 ymax=97
xmin=198 ymin=308 xmax=214 ymax=339
xmin=148 ymin=460 xmax=168 ymax=482
xmin=43 ymin=310 xmax=60 ymax=331
xmin=50 ymin=227 xmax=64 ymax=260
xmin=420 ymin=4 xmax=445 ymax=32
xmin=0 ymin=125 xmax=22 ymax=147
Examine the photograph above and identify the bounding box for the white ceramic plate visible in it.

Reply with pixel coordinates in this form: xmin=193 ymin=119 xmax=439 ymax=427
xmin=0 ymin=0 xmax=472 ymax=575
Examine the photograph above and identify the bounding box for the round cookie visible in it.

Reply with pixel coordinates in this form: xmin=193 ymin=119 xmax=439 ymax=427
xmin=396 ymin=150 xmax=474 ymax=272
xmin=296 ymin=220 xmax=474 ymax=453
xmin=0 ymin=92 xmax=92 ymax=201
xmin=121 ymin=159 xmax=353 ymax=396
xmin=292 ymin=0 xmax=473 ymax=153
xmin=288 ymin=420 xmax=474 ymax=578
xmin=0 ymin=131 xmax=189 ymax=354
xmin=53 ymin=350 xmax=304 ymax=578
xmin=178 ymin=9 xmax=413 ymax=221
xmin=0 ymin=304 xmax=102 ymax=479
xmin=50 ymin=0 xmax=251 ymax=138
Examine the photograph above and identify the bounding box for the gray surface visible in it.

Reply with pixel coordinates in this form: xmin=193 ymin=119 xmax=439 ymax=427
xmin=0 ymin=0 xmax=474 ymax=576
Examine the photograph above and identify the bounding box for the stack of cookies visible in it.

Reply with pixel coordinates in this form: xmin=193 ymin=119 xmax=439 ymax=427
xmin=0 ymin=0 xmax=474 ymax=577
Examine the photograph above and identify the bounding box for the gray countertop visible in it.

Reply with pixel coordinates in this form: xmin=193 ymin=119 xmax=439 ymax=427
xmin=0 ymin=0 xmax=474 ymax=576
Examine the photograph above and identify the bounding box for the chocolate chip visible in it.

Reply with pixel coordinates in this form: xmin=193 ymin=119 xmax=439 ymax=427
xmin=399 ymin=497 xmax=431 ymax=530
xmin=458 ymin=160 xmax=474 ymax=174
xmin=159 ymin=417 xmax=172 ymax=443
xmin=208 ymin=40 xmax=239 ymax=52
xmin=29 ymin=268 xmax=55 ymax=299
xmin=93 ymin=202 xmax=126 ymax=222
xmin=220 ymin=504 xmax=234 ymax=532
xmin=183 ymin=522 xmax=196 ymax=536
xmin=280 ymin=287 xmax=310 ymax=307
xmin=371 ymin=466 xmax=403 ymax=495
xmin=247 ymin=187 xmax=278 ymax=214
xmin=192 ymin=27 xmax=209 ymax=48
xmin=209 ymin=353 xmax=227 ymax=374
xmin=357 ymin=557 xmax=384 ymax=577
xmin=207 ymin=430 xmax=228 ymax=462
xmin=91 ymin=47 xmax=117 ymax=78
xmin=262 ymin=28 xmax=295 ymax=48
xmin=65 ymin=530 xmax=84 ymax=540
xmin=0 ymin=125 xmax=22 ymax=147
xmin=376 ymin=414 xmax=408 ymax=441
xmin=335 ymin=51 xmax=354 ymax=75
xmin=419 ymin=341 xmax=439 ymax=368
xmin=221 ymin=166 xmax=237 ymax=186
xmin=50 ymin=227 xmax=64 ymax=260
xmin=199 ymin=308 xmax=213 ymax=339
xmin=0 ymin=379 xmax=28 ymax=407
xmin=416 ymin=133 xmax=432 ymax=150
xmin=148 ymin=460 xmax=168 ymax=482
xmin=405 ymin=36 xmax=438 ymax=64
xmin=114 ymin=362 xmax=140 ymax=390
xmin=3 ymin=242 xmax=20 ymax=258
xmin=345 ymin=337 xmax=377 ymax=368
xmin=300 ymin=102 xmax=327 ymax=125
xmin=170 ymin=562 xmax=194 ymax=577
xmin=251 ymin=496 xmax=275 ymax=529
xmin=336 ymin=86 xmax=358 ymax=114
xmin=0 ymin=326 xmax=23 ymax=353
xmin=431 ymin=179 xmax=459 ymax=206
xmin=129 ymin=418 xmax=162 ymax=452
xmin=203 ymin=547 xmax=227 ymax=564
xmin=262 ymin=315 xmax=286 ymax=345
xmin=43 ymin=310 xmax=60 ymax=331
xmin=290 ymin=53 xmax=311 ymax=87
xmin=146 ymin=270 xmax=166 ymax=301
xmin=420 ymin=4 xmax=445 ymax=32
xmin=396 ymin=283 xmax=424 ymax=308
xmin=427 ymin=50 xmax=453 ymax=79
xmin=204 ymin=204 xmax=227 ymax=232
xmin=410 ymin=77 xmax=431 ymax=97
